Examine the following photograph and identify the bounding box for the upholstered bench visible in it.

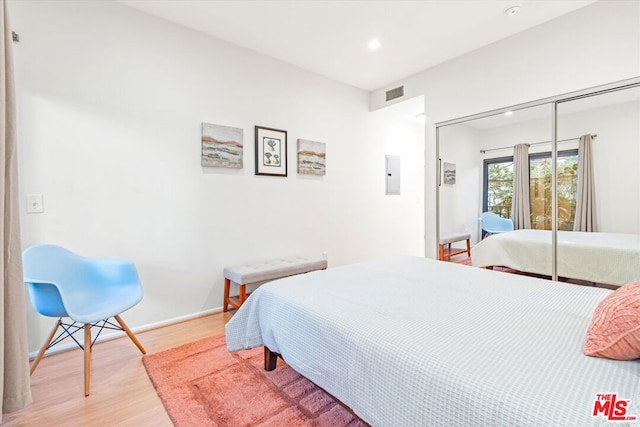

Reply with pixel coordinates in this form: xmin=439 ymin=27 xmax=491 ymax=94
xmin=439 ymin=232 xmax=471 ymax=261
xmin=223 ymin=256 xmax=327 ymax=312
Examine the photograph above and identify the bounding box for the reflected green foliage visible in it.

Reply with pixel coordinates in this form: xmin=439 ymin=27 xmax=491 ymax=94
xmin=487 ymin=154 xmax=578 ymax=230
xmin=487 ymin=162 xmax=513 ymax=219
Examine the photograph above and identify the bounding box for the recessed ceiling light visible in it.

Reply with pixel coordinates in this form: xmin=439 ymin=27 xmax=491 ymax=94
xmin=368 ymin=39 xmax=381 ymax=51
xmin=504 ymin=111 xmax=513 ymax=116
xmin=504 ymin=5 xmax=521 ymax=16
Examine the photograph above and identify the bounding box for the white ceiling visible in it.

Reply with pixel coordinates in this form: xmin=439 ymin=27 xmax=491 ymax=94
xmin=117 ymin=0 xmax=595 ymax=92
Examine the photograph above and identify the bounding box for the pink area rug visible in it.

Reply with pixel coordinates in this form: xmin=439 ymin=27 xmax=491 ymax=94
xmin=143 ymin=334 xmax=367 ymax=426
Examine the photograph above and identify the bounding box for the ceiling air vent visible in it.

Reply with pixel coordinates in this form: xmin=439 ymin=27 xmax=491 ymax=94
xmin=385 ymin=86 xmax=404 ymax=102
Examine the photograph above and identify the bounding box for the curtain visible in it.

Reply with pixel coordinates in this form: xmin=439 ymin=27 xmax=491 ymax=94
xmin=1 ymin=0 xmax=32 ymax=419
xmin=574 ymin=134 xmax=597 ymax=231
xmin=511 ymin=143 xmax=531 ymax=229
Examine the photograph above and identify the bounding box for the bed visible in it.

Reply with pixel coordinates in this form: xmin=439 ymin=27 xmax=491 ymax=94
xmin=226 ymin=256 xmax=640 ymax=426
xmin=471 ymin=230 xmax=640 ymax=286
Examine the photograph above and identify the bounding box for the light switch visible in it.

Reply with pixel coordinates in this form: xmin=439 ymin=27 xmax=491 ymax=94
xmin=26 ymin=194 xmax=44 ymax=214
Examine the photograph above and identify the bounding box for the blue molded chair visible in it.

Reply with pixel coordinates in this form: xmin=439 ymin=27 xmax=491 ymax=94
xmin=23 ymin=244 xmax=146 ymax=396
xmin=480 ymin=211 xmax=514 ymax=237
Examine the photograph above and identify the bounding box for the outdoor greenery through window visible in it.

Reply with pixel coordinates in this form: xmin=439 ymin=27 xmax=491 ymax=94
xmin=483 ymin=150 xmax=579 ymax=230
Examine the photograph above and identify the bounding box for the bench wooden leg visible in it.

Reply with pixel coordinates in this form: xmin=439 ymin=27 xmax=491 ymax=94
xmin=223 ymin=278 xmax=231 ymax=312
xmin=224 ymin=280 xmax=248 ymax=311
xmin=239 ymin=284 xmax=247 ymax=306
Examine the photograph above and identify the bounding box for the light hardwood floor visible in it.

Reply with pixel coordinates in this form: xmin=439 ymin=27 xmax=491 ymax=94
xmin=2 ymin=312 xmax=233 ymax=426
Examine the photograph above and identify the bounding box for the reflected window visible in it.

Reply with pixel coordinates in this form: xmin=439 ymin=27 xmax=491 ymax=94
xmin=483 ymin=149 xmax=578 ymax=230
xmin=484 ymin=156 xmax=513 ymax=219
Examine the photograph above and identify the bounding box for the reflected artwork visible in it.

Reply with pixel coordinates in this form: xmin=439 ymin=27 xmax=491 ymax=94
xmin=443 ymin=162 xmax=456 ymax=184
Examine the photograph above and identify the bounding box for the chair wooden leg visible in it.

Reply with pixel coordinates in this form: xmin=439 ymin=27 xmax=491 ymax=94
xmin=30 ymin=319 xmax=61 ymax=375
xmin=114 ymin=315 xmax=146 ymax=354
xmin=439 ymin=244 xmax=445 ymax=261
xmin=466 ymin=238 xmax=471 ymax=257
xmin=223 ymin=278 xmax=230 ymax=312
xmin=84 ymin=323 xmax=91 ymax=396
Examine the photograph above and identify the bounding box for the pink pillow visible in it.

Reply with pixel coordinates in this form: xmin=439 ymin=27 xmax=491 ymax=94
xmin=584 ymin=281 xmax=640 ymax=360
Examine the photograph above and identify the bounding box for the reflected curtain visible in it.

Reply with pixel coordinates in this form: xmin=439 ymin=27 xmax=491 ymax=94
xmin=574 ymin=134 xmax=597 ymax=231
xmin=1 ymin=0 xmax=32 ymax=419
xmin=511 ymin=143 xmax=531 ymax=229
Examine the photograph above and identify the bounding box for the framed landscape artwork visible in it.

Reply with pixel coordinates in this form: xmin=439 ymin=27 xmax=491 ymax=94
xmin=297 ymin=139 xmax=326 ymax=176
xmin=443 ymin=162 xmax=456 ymax=185
xmin=255 ymin=126 xmax=287 ymax=176
xmin=201 ymin=123 xmax=243 ymax=168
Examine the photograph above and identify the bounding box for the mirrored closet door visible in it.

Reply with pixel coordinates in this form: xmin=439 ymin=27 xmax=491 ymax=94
xmin=437 ymin=104 xmax=554 ymax=274
xmin=436 ymin=79 xmax=640 ymax=288
xmin=554 ymin=85 xmax=640 ymax=287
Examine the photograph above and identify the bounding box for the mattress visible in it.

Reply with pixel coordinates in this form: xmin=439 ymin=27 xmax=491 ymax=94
xmin=471 ymin=230 xmax=640 ymax=286
xmin=226 ymin=256 xmax=640 ymax=426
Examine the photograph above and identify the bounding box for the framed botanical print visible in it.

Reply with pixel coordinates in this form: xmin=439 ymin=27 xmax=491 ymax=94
xmin=255 ymin=126 xmax=287 ymax=176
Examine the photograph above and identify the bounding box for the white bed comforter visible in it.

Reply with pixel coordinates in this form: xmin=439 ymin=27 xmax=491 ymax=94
xmin=471 ymin=230 xmax=640 ymax=286
xmin=226 ymin=256 xmax=640 ymax=426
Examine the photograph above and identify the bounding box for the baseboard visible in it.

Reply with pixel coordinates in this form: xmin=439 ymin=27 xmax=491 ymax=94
xmin=28 ymin=306 xmax=224 ymax=360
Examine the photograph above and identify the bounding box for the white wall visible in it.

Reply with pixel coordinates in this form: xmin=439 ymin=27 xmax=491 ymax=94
xmin=556 ymin=100 xmax=640 ymax=233
xmin=10 ymin=0 xmax=424 ymax=352
xmin=438 ymin=124 xmax=483 ymax=244
xmin=478 ymin=115 xmax=553 ymax=156
xmin=370 ymin=0 xmax=640 ymax=257
xmin=372 ymin=1 xmax=640 ymax=118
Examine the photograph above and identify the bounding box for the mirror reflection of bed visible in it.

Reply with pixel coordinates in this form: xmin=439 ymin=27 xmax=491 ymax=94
xmin=437 ymin=84 xmax=640 ymax=289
